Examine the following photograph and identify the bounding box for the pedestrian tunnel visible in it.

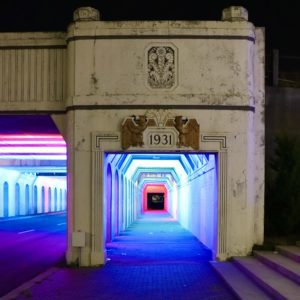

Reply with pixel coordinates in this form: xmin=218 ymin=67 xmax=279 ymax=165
xmin=104 ymin=152 xmax=218 ymax=257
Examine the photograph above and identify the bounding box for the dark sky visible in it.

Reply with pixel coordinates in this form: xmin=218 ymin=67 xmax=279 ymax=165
xmin=0 ymin=0 xmax=299 ymax=55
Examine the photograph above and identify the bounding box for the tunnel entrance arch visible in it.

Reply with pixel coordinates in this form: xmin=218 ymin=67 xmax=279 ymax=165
xmin=103 ymin=151 xmax=219 ymax=257
xmin=89 ymin=132 xmax=229 ymax=265
xmin=91 ymin=131 xmax=229 ymax=265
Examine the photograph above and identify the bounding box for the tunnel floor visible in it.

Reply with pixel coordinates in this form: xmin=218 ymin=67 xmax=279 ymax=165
xmin=106 ymin=212 xmax=213 ymax=264
xmin=16 ymin=212 xmax=237 ymax=300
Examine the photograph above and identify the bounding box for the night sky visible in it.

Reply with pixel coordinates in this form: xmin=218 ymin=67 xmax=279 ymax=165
xmin=0 ymin=0 xmax=299 ymax=55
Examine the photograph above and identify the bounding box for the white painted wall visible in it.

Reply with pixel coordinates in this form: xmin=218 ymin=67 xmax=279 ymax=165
xmin=0 ymin=168 xmax=66 ymax=218
xmin=0 ymin=168 xmax=20 ymax=217
xmin=176 ymin=155 xmax=218 ymax=257
xmin=167 ymin=181 xmax=179 ymax=220
xmin=103 ymin=156 xmax=138 ymax=242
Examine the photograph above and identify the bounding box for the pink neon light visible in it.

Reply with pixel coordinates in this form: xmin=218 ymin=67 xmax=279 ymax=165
xmin=0 ymin=134 xmax=67 ymax=159
xmin=0 ymin=154 xmax=66 ymax=160
xmin=0 ymin=141 xmax=66 ymax=145
xmin=0 ymin=147 xmax=66 ymax=154
xmin=0 ymin=134 xmax=64 ymax=139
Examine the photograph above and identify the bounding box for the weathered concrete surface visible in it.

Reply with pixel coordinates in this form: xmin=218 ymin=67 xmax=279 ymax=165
xmin=0 ymin=6 xmax=265 ymax=266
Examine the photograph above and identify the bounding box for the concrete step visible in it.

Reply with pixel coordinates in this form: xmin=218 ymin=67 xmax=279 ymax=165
xmin=210 ymin=261 xmax=272 ymax=300
xmin=254 ymin=250 xmax=300 ymax=285
xmin=276 ymin=245 xmax=300 ymax=263
xmin=233 ymin=257 xmax=300 ymax=300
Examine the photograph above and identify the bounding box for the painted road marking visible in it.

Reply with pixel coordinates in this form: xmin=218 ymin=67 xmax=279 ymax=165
xmin=18 ymin=229 xmax=35 ymax=234
xmin=57 ymin=222 xmax=66 ymax=226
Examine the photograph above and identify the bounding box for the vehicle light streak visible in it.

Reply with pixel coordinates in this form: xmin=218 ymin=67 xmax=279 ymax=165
xmin=18 ymin=229 xmax=35 ymax=234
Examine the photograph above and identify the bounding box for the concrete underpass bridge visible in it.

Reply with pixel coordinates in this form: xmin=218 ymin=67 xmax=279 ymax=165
xmin=0 ymin=6 xmax=265 ymax=266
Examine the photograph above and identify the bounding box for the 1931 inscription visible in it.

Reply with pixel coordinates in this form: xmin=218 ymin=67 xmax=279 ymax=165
xmin=149 ymin=133 xmax=172 ymax=146
xmin=145 ymin=129 xmax=177 ymax=148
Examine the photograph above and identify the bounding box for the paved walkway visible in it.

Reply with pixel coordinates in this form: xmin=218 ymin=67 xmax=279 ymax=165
xmin=13 ymin=212 xmax=236 ymax=300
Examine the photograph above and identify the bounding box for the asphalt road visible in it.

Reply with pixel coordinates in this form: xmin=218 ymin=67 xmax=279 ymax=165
xmin=0 ymin=213 xmax=66 ymax=297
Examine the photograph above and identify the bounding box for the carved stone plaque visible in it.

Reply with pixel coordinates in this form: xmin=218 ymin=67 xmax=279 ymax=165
xmin=121 ymin=112 xmax=199 ymax=150
xmin=147 ymin=46 xmax=175 ymax=89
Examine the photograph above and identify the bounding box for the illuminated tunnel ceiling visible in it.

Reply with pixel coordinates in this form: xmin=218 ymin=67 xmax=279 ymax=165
xmin=107 ymin=153 xmax=209 ymax=188
xmin=0 ymin=115 xmax=66 ymax=175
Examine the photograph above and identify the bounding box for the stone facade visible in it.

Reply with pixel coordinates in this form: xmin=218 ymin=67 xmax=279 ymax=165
xmin=0 ymin=6 xmax=265 ymax=266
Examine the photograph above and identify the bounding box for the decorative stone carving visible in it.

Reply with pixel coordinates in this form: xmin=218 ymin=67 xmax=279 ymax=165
xmin=121 ymin=112 xmax=199 ymax=150
xmin=174 ymin=116 xmax=199 ymax=150
xmin=145 ymin=109 xmax=173 ymax=127
xmin=222 ymin=6 xmax=248 ymax=21
xmin=121 ymin=116 xmax=148 ymax=149
xmin=147 ymin=46 xmax=175 ymax=89
xmin=73 ymin=7 xmax=100 ymax=22
xmin=92 ymin=132 xmax=120 ymax=150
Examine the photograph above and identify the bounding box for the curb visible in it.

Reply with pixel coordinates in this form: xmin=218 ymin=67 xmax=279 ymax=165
xmin=1 ymin=267 xmax=59 ymax=300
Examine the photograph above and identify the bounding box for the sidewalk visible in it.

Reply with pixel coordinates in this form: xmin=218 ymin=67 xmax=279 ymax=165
xmin=6 ymin=213 xmax=236 ymax=300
